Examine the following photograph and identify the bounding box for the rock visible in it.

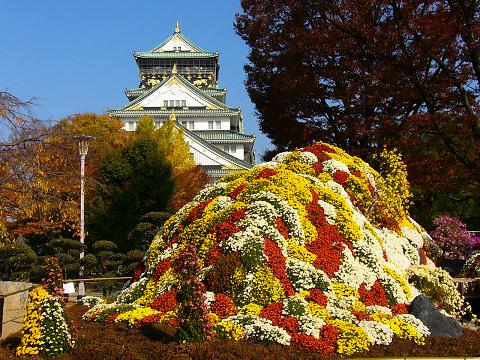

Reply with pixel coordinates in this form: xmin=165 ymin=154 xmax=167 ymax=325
xmin=410 ymin=294 xmax=463 ymax=337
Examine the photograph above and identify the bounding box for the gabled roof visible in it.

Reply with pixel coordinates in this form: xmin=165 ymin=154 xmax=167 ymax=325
xmin=113 ymin=73 xmax=237 ymax=112
xmin=133 ymin=23 xmax=218 ymax=59
xmin=180 ymin=124 xmax=254 ymax=169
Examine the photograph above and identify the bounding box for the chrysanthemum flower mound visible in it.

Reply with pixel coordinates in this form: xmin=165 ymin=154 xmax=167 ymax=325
xmin=84 ymin=142 xmax=466 ymax=355
xmin=16 ymin=286 xmax=75 ymax=357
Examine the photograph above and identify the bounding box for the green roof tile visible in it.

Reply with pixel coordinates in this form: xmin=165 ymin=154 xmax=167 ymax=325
xmin=134 ymin=51 xmax=218 ymax=59
xmin=195 ymin=130 xmax=255 ymax=143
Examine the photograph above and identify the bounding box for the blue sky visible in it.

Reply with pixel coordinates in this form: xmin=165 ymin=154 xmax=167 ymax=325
xmin=0 ymin=1 xmax=273 ymax=159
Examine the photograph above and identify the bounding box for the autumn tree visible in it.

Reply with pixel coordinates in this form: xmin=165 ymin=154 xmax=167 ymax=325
xmin=236 ymin=0 xmax=480 ymax=227
xmin=0 ymin=113 xmax=125 ymax=237
xmin=136 ymin=114 xmax=209 ymax=211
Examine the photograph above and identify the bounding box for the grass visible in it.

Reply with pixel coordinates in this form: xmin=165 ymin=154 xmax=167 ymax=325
xmin=0 ymin=304 xmax=479 ymax=359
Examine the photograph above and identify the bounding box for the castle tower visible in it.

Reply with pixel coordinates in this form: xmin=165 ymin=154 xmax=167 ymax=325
xmin=108 ymin=22 xmax=256 ymax=182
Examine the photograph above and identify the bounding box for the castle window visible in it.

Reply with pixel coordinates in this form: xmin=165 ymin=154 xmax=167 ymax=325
xmin=181 ymin=121 xmax=187 ymax=127
xmin=181 ymin=100 xmax=186 ymax=107
xmin=208 ymin=121 xmax=214 ymax=129
xmin=169 ymin=100 xmax=175 ymax=107
xmin=176 ymin=100 xmax=181 ymax=107
xmin=188 ymin=121 xmax=195 ymax=130
xmin=224 ymin=145 xmax=236 ymax=153
xmin=215 ymin=121 xmax=221 ymax=129
xmin=163 ymin=100 xmax=168 ymax=107
xmin=128 ymin=121 xmax=136 ymax=131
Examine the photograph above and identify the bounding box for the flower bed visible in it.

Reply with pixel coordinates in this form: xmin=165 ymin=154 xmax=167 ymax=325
xmin=83 ymin=142 xmax=472 ymax=355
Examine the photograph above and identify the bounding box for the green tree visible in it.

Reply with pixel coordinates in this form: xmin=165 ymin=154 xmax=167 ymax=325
xmin=87 ymin=137 xmax=174 ymax=251
xmin=136 ymin=114 xmax=210 ymax=211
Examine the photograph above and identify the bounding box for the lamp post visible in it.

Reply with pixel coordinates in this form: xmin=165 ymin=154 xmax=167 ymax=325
xmin=77 ymin=136 xmax=92 ymax=299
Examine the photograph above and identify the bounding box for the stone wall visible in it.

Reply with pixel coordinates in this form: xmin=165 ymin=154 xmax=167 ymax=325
xmin=0 ymin=281 xmax=33 ymax=338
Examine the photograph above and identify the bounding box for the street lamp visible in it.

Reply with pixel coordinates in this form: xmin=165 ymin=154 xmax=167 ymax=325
xmin=77 ymin=135 xmax=93 ymax=299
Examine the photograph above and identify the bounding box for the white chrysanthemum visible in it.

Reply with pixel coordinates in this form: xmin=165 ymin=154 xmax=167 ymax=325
xmin=116 ymin=277 xmax=148 ymax=304
xmin=401 ymin=226 xmax=425 ymax=248
xmin=358 ymin=320 xmax=394 ymax=345
xmin=271 ymin=151 xmax=292 ymax=163
xmin=326 ymin=181 xmax=354 ymax=207
xmin=365 ymin=305 xmax=392 ymax=316
xmin=298 ymin=151 xmax=318 ymax=165
xmin=205 ymin=291 xmax=215 ymax=307
xmin=298 ymin=314 xmax=325 ymax=338
xmin=397 ymin=314 xmax=430 ymax=337
xmin=323 ymin=159 xmax=351 ymax=174
xmin=335 ymin=247 xmax=377 ymax=289
xmin=286 ymin=258 xmax=330 ymax=291
xmin=382 ymin=228 xmax=419 ymax=270
xmin=354 ymin=228 xmax=385 ymax=271
xmin=318 ymin=200 xmax=336 ymax=225
xmin=251 ymin=191 xmax=305 ymax=244
xmin=230 ymin=315 xmax=292 ymax=346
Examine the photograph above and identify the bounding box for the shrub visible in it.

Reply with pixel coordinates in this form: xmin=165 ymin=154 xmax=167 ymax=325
xmin=140 ymin=211 xmax=171 ymax=227
xmin=430 ymin=215 xmax=473 ymax=260
xmin=0 ymin=242 xmax=37 ymax=281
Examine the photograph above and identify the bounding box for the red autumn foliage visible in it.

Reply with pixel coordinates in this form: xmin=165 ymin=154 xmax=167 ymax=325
xmin=358 ymin=281 xmax=389 ymax=307
xmin=235 ymin=2 xmax=480 ymax=228
xmin=151 ymin=289 xmax=178 ymax=313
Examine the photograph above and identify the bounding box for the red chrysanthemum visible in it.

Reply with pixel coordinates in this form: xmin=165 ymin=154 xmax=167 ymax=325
xmin=308 ymin=289 xmax=328 ymax=306
xmin=312 ymin=162 xmax=324 ymax=175
xmin=258 ymin=168 xmax=278 ymax=179
xmin=152 ymin=258 xmax=172 ymax=281
xmin=186 ymin=199 xmax=212 ymax=224
xmin=358 ymin=280 xmax=389 ymax=307
xmin=136 ymin=313 xmax=164 ymax=327
xmin=151 ymin=289 xmax=178 ymax=312
xmin=204 ymin=242 xmax=223 ymax=266
xmin=264 ymin=238 xmax=295 ymax=296
xmin=210 ymin=293 xmax=238 ymax=318
xmin=275 ymin=218 xmax=290 ymax=239
xmin=391 ymin=303 xmax=409 ymax=315
xmin=259 ymin=302 xmax=299 ymax=334
xmin=351 ymin=310 xmax=373 ymax=321
xmin=333 ymin=170 xmax=350 ymax=185
xmin=290 ymin=325 xmax=338 ymax=355
xmin=229 ymin=183 xmax=248 ymax=200
xmin=418 ymin=248 xmax=427 ymax=265
xmin=104 ymin=313 xmax=120 ymax=325
xmin=130 ymin=261 xmax=145 ymax=284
